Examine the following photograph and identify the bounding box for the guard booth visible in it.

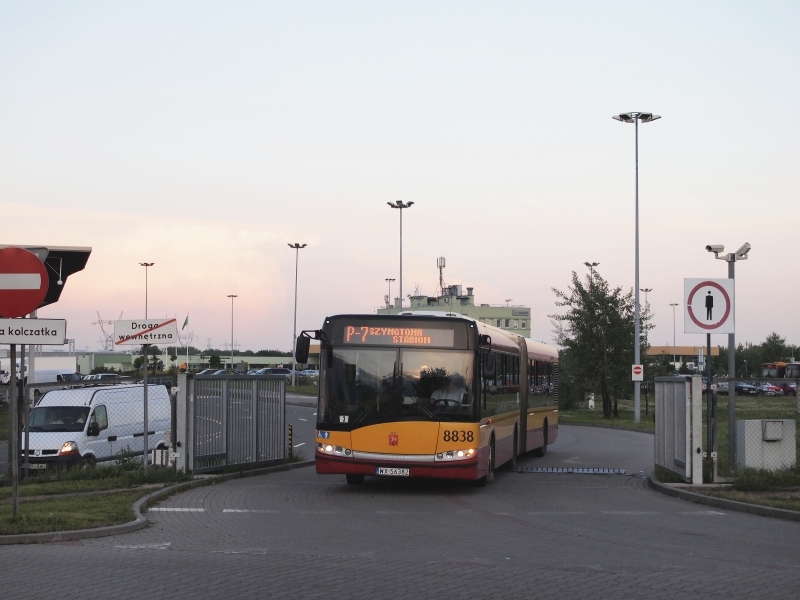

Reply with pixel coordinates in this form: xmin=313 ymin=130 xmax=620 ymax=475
xmin=654 ymin=375 xmax=703 ymax=483
xmin=174 ymin=373 xmax=286 ymax=473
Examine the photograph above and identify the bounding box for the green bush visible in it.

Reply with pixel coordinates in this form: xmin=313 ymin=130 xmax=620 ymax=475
xmin=733 ymin=467 xmax=800 ymax=492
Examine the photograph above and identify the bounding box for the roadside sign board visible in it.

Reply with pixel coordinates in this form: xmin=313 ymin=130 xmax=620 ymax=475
xmin=632 ymin=364 xmax=643 ymax=381
xmin=0 ymin=247 xmax=49 ymax=318
xmin=683 ymin=278 xmax=735 ymax=334
xmin=114 ymin=319 xmax=178 ymax=346
xmin=0 ymin=319 xmax=66 ymax=345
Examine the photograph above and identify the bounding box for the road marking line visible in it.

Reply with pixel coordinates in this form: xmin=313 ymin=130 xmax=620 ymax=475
xmin=223 ymin=509 xmax=280 ymax=513
xmin=527 ymin=511 xmax=587 ymax=515
xmin=299 ymin=418 xmax=308 ymax=421
xmin=115 ymin=542 xmax=171 ymax=549
xmin=678 ymin=510 xmax=726 ymax=515
xmin=601 ymin=511 xmax=659 ymax=515
xmin=149 ymin=507 xmax=204 ymax=512
xmin=293 ymin=442 xmax=306 ymax=448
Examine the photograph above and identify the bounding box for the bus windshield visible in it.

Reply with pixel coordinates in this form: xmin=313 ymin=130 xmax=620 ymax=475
xmin=320 ymin=347 xmax=476 ymax=428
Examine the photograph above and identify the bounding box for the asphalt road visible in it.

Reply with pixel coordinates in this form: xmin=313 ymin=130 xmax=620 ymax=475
xmin=3 ymin=425 xmax=799 ymax=598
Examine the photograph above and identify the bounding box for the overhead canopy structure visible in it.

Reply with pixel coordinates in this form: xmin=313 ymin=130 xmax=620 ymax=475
xmin=0 ymin=244 xmax=92 ymax=310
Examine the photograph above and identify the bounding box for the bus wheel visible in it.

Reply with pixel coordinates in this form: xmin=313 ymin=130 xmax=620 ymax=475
xmin=346 ymin=474 xmax=364 ymax=485
xmin=533 ymin=422 xmax=548 ymax=457
xmin=508 ymin=429 xmax=518 ymax=470
xmin=487 ymin=437 xmax=496 ymax=482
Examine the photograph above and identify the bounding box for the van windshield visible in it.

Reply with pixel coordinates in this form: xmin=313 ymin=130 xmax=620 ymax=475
xmin=29 ymin=407 xmax=90 ymax=432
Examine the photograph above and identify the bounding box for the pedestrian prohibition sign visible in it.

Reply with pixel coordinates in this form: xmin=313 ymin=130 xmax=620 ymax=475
xmin=0 ymin=247 xmax=49 ymax=318
xmin=683 ymin=278 xmax=735 ymax=334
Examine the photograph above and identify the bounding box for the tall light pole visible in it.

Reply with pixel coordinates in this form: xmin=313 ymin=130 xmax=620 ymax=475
xmin=669 ymin=303 xmax=679 ymax=370
xmin=138 ymin=262 xmax=154 ymax=473
xmin=584 ymin=261 xmax=599 ymax=277
xmin=387 ymin=200 xmax=414 ymax=307
xmin=288 ymin=243 xmax=307 ymax=386
xmin=613 ymin=111 xmax=661 ymax=423
xmin=227 ymin=294 xmax=237 ymax=371
xmin=707 ymin=242 xmax=751 ymax=469
xmin=385 ymin=278 xmax=395 ymax=308
xmin=139 ymin=262 xmax=154 ymax=318
xmin=640 ymin=288 xmax=653 ymax=308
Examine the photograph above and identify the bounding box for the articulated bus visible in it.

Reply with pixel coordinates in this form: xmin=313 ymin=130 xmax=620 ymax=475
xmin=297 ymin=314 xmax=559 ymax=486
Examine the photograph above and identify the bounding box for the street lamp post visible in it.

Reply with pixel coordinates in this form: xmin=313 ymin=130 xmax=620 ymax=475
xmin=669 ymin=303 xmax=679 ymax=370
xmin=640 ymin=288 xmax=653 ymax=308
xmin=613 ymin=111 xmax=661 ymax=423
xmin=583 ymin=262 xmax=599 ymax=277
xmin=387 ymin=201 xmax=414 ymax=307
xmin=385 ymin=278 xmax=395 ymax=308
xmin=139 ymin=262 xmax=154 ymax=473
xmin=227 ymin=295 xmax=238 ymax=371
xmin=288 ymin=243 xmax=307 ymax=387
xmin=706 ymin=242 xmax=750 ymax=468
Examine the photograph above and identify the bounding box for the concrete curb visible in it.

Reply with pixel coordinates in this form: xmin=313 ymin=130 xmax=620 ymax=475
xmin=0 ymin=460 xmax=316 ymax=545
xmin=286 ymin=400 xmax=316 ymax=408
xmin=563 ymin=422 xmax=655 ymax=435
xmin=648 ymin=476 xmax=800 ymax=523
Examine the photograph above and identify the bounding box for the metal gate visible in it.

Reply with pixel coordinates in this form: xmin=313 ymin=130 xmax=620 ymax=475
xmin=189 ymin=375 xmax=285 ymax=473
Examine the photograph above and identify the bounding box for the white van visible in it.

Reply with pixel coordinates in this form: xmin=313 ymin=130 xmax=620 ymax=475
xmin=26 ymin=384 xmax=171 ymax=468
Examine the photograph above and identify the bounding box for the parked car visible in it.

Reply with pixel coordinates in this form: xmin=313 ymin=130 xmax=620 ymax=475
xmin=775 ymin=382 xmax=796 ymax=396
xmin=254 ymin=368 xmax=292 ymax=379
xmin=734 ymin=382 xmax=760 ymax=396
xmin=196 ymin=369 xmax=217 ymax=375
xmin=300 ymin=369 xmax=319 ymax=378
xmin=759 ymin=383 xmax=783 ymax=397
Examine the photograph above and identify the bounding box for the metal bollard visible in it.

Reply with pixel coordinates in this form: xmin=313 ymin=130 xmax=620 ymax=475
xmin=288 ymin=424 xmax=293 ymax=460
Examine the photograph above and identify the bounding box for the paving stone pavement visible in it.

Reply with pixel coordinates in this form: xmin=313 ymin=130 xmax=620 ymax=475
xmin=3 ymin=425 xmax=800 ymax=599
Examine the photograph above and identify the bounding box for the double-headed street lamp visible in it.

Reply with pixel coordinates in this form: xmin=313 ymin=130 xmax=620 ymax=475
xmin=139 ymin=262 xmax=155 ymax=318
xmin=227 ymin=295 xmax=238 ymax=370
xmin=385 ymin=278 xmax=395 ymax=307
xmin=640 ymin=288 xmax=653 ymax=308
xmin=387 ymin=201 xmax=414 ymax=307
xmin=288 ymin=243 xmax=307 ymax=387
xmin=613 ymin=111 xmax=661 ymax=424
xmin=706 ymin=241 xmax=751 ymax=468
xmin=584 ymin=261 xmax=599 ymax=276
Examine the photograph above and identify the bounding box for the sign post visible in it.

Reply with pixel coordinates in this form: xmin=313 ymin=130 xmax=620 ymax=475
xmin=114 ymin=319 xmax=178 ymax=473
xmin=684 ymin=278 xmax=735 ymax=479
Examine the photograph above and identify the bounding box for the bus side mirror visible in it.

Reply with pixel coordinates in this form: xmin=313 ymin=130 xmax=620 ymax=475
xmin=482 ymin=352 xmax=496 ymax=379
xmin=295 ymin=335 xmax=311 ymax=364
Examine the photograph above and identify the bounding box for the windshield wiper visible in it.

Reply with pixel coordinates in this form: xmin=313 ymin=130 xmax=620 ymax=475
xmin=352 ymin=399 xmax=381 ymax=426
xmin=405 ymin=396 xmax=441 ymax=421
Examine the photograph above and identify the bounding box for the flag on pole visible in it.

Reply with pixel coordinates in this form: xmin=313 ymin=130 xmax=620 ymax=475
xmin=182 ymin=314 xmax=189 ymax=330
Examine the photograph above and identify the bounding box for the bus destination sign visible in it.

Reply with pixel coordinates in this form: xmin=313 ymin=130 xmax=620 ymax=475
xmin=343 ymin=325 xmax=455 ymax=347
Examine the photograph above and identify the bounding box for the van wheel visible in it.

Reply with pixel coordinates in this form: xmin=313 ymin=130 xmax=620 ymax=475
xmin=346 ymin=474 xmax=364 ymax=485
xmin=82 ymin=455 xmax=96 ymax=469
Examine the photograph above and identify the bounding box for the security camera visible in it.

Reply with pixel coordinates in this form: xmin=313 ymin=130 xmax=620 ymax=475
xmin=705 ymin=244 xmax=725 ymax=254
xmin=734 ymin=242 xmax=751 ymax=260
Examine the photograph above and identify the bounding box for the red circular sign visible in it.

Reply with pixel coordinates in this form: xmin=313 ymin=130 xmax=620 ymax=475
xmin=0 ymin=248 xmax=49 ymax=318
xmin=687 ymin=280 xmax=731 ymax=331
xmin=633 ymin=366 xmax=643 ymax=375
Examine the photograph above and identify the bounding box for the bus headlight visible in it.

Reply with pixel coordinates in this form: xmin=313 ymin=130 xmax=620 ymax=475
xmin=435 ymin=448 xmax=475 ymax=461
xmin=317 ymin=443 xmax=352 ymax=457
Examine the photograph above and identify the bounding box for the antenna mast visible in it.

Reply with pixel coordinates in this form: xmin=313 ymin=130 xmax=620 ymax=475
xmin=436 ymin=256 xmax=446 ymax=296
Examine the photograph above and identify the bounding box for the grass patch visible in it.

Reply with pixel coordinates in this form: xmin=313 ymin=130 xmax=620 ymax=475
xmin=698 ymin=488 xmax=800 ymax=513
xmin=559 ymin=396 xmax=655 ymax=431
xmin=287 ymin=384 xmax=318 ymax=397
xmin=0 ymin=465 xmax=192 ymax=500
xmin=732 ymin=467 xmax=800 ymax=492
xmin=0 ymin=490 xmax=144 ymax=535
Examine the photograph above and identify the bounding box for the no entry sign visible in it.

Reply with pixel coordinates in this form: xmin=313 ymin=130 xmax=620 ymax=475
xmin=631 ymin=364 xmax=643 ymax=381
xmin=0 ymin=247 xmax=49 ymax=318
xmin=684 ymin=278 xmax=735 ymax=334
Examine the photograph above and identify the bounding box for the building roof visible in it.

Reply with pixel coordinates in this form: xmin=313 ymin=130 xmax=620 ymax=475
xmin=647 ymin=346 xmax=720 ymax=357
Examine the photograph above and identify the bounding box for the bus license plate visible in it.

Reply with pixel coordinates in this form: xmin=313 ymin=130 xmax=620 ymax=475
xmin=376 ymin=467 xmax=409 ymax=477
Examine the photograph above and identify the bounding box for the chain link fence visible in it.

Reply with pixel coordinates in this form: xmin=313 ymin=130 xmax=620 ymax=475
xmin=708 ymin=377 xmax=798 ymax=480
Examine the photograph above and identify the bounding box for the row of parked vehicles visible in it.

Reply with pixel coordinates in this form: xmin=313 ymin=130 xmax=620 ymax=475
xmin=194 ymin=367 xmax=319 ymax=379
xmin=715 ymin=380 xmax=797 ymax=397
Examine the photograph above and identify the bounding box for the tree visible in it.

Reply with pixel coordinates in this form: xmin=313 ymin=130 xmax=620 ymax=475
xmin=761 ymin=332 xmax=788 ymax=363
xmin=551 ymin=269 xmax=650 ymax=418
xmin=209 ymin=354 xmax=221 ymax=368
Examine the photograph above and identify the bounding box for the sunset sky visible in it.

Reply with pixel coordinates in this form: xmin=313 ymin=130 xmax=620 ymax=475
xmin=2 ymin=1 xmax=798 ymax=353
